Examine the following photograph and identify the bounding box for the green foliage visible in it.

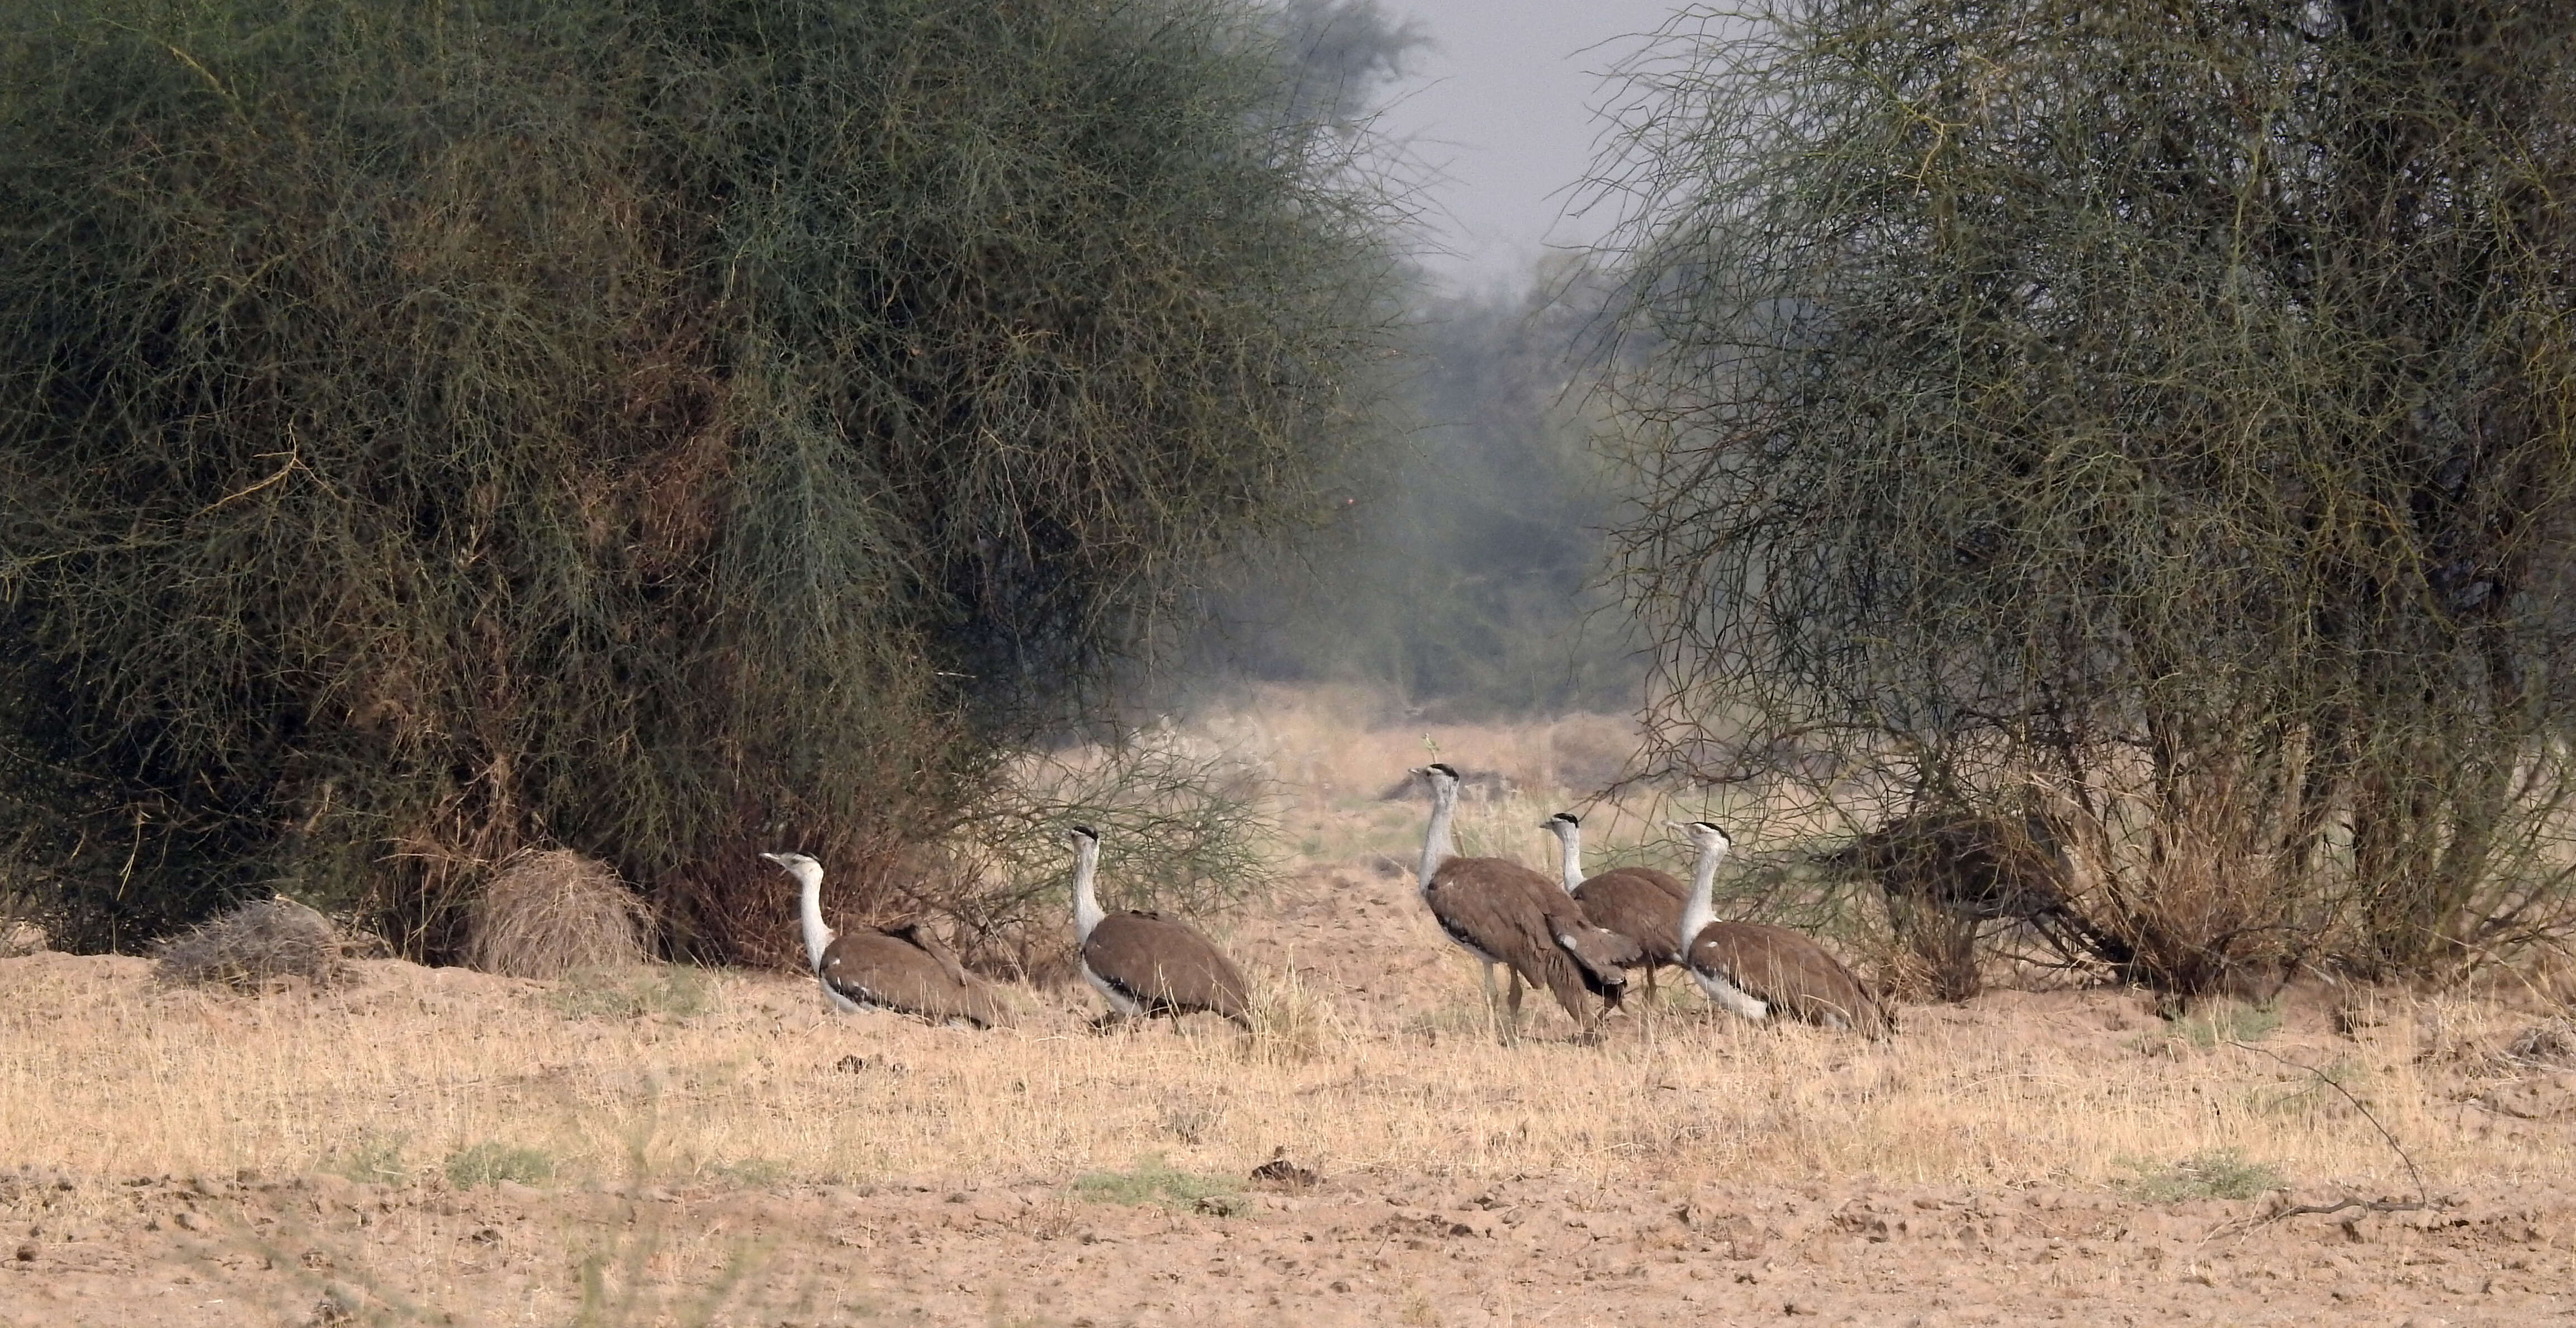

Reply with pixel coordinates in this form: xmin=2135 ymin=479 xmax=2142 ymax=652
xmin=2118 ymin=1149 xmax=2284 ymax=1203
xmin=444 ymin=1141 xmax=555 ymax=1189
xmin=545 ymin=965 xmax=718 ymax=1021
xmin=323 ymin=1131 xmax=411 ymax=1185
xmin=1600 ymin=0 xmax=2576 ymax=989
xmin=1069 ymin=1154 xmax=1238 ymax=1208
xmin=0 ymin=0 xmax=1401 ymax=956
xmin=2174 ymin=1002 xmax=2283 ymax=1051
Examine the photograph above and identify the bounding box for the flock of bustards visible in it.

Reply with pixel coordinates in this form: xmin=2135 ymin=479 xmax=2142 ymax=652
xmin=757 ymin=761 xmax=1890 ymax=1041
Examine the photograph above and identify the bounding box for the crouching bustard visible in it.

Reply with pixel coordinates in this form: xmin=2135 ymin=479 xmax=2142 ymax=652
xmin=1413 ymin=763 xmax=1639 ymax=1041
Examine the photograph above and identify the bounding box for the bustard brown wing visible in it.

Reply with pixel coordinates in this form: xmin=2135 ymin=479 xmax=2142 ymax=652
xmin=883 ymin=921 xmax=1014 ymax=1028
xmin=1573 ymin=869 xmax=1688 ymax=964
xmin=1685 ymin=921 xmax=1890 ymax=1035
xmin=1083 ymin=913 xmax=1252 ymax=1028
xmin=1427 ymin=856 xmax=1639 ymax=1019
xmin=821 ymin=929 xmax=1011 ymax=1028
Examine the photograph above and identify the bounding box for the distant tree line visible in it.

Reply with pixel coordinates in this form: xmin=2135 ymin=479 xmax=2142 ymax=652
xmin=1198 ymin=267 xmax=1649 ymax=720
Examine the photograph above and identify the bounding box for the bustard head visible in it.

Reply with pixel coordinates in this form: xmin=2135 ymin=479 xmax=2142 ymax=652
xmin=1412 ymin=761 xmax=1461 ymax=790
xmin=1668 ymin=820 xmax=1733 ymax=850
xmin=760 ymin=850 xmax=825 ymax=884
xmin=1066 ymin=824 xmax=1100 ymax=847
xmin=1540 ymin=811 xmax=1580 ymax=835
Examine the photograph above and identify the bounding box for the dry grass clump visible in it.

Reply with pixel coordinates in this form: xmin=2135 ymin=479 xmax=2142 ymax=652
xmin=1239 ymin=962 xmax=1349 ymax=1065
xmin=463 ymin=850 xmax=650 ymax=979
xmin=153 ymin=897 xmax=347 ymax=990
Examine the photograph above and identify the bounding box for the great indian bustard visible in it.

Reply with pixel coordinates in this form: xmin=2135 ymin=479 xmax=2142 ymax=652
xmin=1067 ymin=826 xmax=1252 ymax=1031
xmin=1414 ymin=763 xmax=1640 ymax=1041
xmin=1671 ymin=822 xmax=1891 ymax=1036
xmin=759 ymin=852 xmax=1011 ymax=1028
xmin=1541 ymin=811 xmax=1687 ymax=1007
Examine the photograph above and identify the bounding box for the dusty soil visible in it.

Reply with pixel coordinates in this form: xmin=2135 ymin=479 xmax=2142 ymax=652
xmin=6 ymin=1161 xmax=2572 ymax=1326
xmin=6 ymin=859 xmax=2576 ymax=1325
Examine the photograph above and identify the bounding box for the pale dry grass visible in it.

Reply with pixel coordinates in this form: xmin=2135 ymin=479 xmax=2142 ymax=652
xmin=8 ymin=686 xmax=2571 ymax=1216
xmin=2 ymin=950 xmax=2566 ymax=1202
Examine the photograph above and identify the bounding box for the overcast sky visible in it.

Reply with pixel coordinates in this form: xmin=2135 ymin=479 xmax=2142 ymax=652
xmin=1371 ymin=0 xmax=1689 ymax=291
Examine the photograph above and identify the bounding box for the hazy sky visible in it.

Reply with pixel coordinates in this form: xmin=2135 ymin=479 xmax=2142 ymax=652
xmin=1372 ymin=0 xmax=1689 ymax=290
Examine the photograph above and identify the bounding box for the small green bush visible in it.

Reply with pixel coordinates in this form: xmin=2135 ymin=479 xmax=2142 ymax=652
xmin=323 ymin=1132 xmax=410 ymax=1185
xmin=445 ymin=1142 xmax=555 ymax=1189
xmin=2175 ymin=1002 xmax=2282 ymax=1050
xmin=1070 ymin=1155 xmax=1237 ymax=1210
xmin=2118 ymin=1149 xmax=2283 ymax=1203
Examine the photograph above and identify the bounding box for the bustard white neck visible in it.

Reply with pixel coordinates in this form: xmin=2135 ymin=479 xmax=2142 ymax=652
xmin=1417 ymin=768 xmax=1460 ymax=894
xmin=1547 ymin=816 xmax=1584 ymax=894
xmin=782 ymin=857 xmax=834 ymax=973
xmin=1070 ymin=832 xmax=1106 ymax=943
xmin=1677 ymin=824 xmax=1731 ymax=955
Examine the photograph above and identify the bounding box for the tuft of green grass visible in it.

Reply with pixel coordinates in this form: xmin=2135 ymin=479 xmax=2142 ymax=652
xmin=2174 ymin=1000 xmax=2281 ymax=1049
xmin=445 ymin=1141 xmax=555 ymax=1189
xmin=704 ymin=1157 xmax=789 ymax=1188
xmin=547 ymin=966 xmax=717 ymax=1021
xmin=322 ymin=1131 xmax=410 ymax=1185
xmin=2117 ymin=1148 xmax=2284 ymax=1202
xmin=1070 ymin=1155 xmax=1239 ymax=1211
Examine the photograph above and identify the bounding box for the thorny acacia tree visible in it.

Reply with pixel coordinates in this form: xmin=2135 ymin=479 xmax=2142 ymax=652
xmin=0 ymin=0 xmax=1400 ymax=957
xmin=1600 ymin=1 xmax=2576 ymax=989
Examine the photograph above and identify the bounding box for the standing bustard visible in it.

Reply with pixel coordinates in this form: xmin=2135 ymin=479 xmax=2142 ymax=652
xmin=759 ymin=852 xmax=1011 ymax=1028
xmin=1541 ymin=810 xmax=1688 ymax=1007
xmin=1067 ymin=826 xmax=1253 ymax=1030
xmin=1671 ymin=822 xmax=1891 ymax=1036
xmin=1414 ymin=763 xmax=1639 ymax=1041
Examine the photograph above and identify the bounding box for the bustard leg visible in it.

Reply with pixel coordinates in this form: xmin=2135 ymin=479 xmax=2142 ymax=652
xmin=1505 ymin=969 xmax=1525 ymax=1042
xmin=1478 ymin=962 xmax=1501 ymax=1044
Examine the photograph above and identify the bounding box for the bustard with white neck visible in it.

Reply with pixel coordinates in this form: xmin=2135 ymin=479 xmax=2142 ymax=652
xmin=1670 ymin=822 xmax=1890 ymax=1036
xmin=1414 ymin=763 xmax=1640 ymax=1041
xmin=1068 ymin=826 xmax=1252 ymax=1030
xmin=1541 ymin=810 xmax=1687 ymax=1008
xmin=759 ymin=851 xmax=1010 ymax=1028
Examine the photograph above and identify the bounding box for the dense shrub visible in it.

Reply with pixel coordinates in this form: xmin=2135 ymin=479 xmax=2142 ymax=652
xmin=1601 ymin=1 xmax=2576 ymax=989
xmin=0 ymin=0 xmax=1400 ymax=955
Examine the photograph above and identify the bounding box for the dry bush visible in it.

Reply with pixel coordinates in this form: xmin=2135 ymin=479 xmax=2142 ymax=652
xmin=1602 ymin=2 xmax=2576 ymax=992
xmin=153 ymin=897 xmax=347 ymax=990
xmin=463 ymin=850 xmax=650 ymax=979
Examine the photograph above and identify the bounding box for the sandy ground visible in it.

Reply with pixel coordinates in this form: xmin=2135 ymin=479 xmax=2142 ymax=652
xmin=9 ymin=1164 xmax=2575 ymax=1327
xmin=7 ymin=857 xmax=2576 ymax=1325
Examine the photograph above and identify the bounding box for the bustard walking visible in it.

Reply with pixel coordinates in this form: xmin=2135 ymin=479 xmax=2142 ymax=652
xmin=1067 ymin=826 xmax=1252 ymax=1030
xmin=1541 ymin=811 xmax=1687 ymax=1007
xmin=1414 ymin=763 xmax=1639 ymax=1041
xmin=759 ymin=852 xmax=1011 ymax=1028
xmin=1671 ymin=822 xmax=1891 ymax=1036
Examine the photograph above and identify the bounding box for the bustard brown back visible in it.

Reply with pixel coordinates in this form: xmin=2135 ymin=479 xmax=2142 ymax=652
xmin=818 ymin=925 xmax=1014 ymax=1028
xmin=1543 ymin=812 xmax=1689 ymax=967
xmin=1068 ymin=826 xmax=1252 ymax=1029
xmin=761 ymin=852 xmax=1013 ymax=1028
xmin=1416 ymin=766 xmax=1640 ymax=1035
xmin=1671 ymin=822 xmax=1892 ymax=1037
